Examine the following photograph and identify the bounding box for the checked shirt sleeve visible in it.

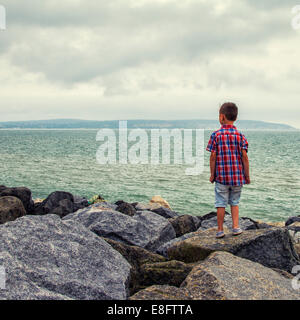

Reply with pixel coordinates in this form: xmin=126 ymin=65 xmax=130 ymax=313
xmin=206 ymin=132 xmax=217 ymax=153
xmin=241 ymin=134 xmax=248 ymax=152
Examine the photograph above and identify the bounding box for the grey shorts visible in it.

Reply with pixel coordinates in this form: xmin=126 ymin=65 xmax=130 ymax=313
xmin=215 ymin=182 xmax=243 ymax=208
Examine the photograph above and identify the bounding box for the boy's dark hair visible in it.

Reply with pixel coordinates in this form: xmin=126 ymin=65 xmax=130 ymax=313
xmin=219 ymin=102 xmax=238 ymax=121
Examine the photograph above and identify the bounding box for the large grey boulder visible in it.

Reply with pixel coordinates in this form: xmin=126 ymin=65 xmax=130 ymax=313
xmin=0 ymin=215 xmax=131 ymax=300
xmin=63 ymin=207 xmax=176 ymax=252
xmin=0 ymin=196 xmax=26 ymax=224
xmin=180 ymin=251 xmax=300 ymax=300
xmin=0 ymin=187 xmax=34 ymax=213
xmin=156 ymin=214 xmax=269 ymax=257
xmin=161 ymin=227 xmax=300 ymax=272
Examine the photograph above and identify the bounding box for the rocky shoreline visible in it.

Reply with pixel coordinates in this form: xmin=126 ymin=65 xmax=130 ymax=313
xmin=0 ymin=185 xmax=299 ymax=300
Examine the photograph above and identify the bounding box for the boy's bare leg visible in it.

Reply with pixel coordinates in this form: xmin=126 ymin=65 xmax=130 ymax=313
xmin=231 ymin=205 xmax=239 ymax=229
xmin=217 ymin=207 xmax=225 ymax=231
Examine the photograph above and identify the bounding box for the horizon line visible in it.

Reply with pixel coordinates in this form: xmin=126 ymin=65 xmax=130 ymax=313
xmin=0 ymin=118 xmax=297 ymax=130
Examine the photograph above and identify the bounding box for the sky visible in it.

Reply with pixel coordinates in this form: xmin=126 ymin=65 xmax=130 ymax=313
xmin=0 ymin=0 xmax=300 ymax=128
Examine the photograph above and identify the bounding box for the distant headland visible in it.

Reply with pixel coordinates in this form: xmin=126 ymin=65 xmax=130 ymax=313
xmin=0 ymin=119 xmax=296 ymax=130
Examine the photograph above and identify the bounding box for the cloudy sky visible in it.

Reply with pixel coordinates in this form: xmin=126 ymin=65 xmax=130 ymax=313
xmin=0 ymin=0 xmax=300 ymax=127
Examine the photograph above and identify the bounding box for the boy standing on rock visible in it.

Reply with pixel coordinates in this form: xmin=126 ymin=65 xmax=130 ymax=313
xmin=206 ymin=102 xmax=250 ymax=239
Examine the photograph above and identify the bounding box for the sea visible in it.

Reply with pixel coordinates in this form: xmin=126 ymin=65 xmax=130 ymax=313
xmin=0 ymin=129 xmax=299 ymax=222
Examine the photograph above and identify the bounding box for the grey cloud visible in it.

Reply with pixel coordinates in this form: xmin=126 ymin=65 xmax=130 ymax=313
xmin=0 ymin=0 xmax=299 ymax=128
xmin=1 ymin=0 xmax=293 ymax=86
xmin=244 ymin=0 xmax=297 ymax=10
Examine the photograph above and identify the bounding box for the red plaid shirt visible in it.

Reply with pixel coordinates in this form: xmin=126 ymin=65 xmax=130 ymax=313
xmin=206 ymin=124 xmax=248 ymax=186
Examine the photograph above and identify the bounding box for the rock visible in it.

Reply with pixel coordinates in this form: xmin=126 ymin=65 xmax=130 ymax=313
xmin=295 ymin=244 xmax=300 ymax=257
xmin=129 ymin=285 xmax=192 ymax=300
xmin=257 ymin=220 xmax=285 ymax=228
xmin=51 ymin=199 xmax=75 ymax=218
xmin=116 ymin=202 xmax=136 ymax=217
xmin=256 ymin=222 xmax=273 ymax=229
xmin=130 ymin=202 xmax=139 ymax=208
xmin=0 ymin=187 xmax=34 ymax=213
xmin=93 ymin=201 xmax=118 ymax=211
xmin=139 ymin=260 xmax=194 ymax=288
xmin=102 ymin=237 xmax=166 ymax=294
xmin=271 ymin=268 xmax=294 ymax=280
xmin=240 ymin=217 xmax=260 ymax=230
xmin=134 ymin=203 xmax=179 ymax=219
xmin=149 ymin=195 xmax=171 ymax=209
xmin=199 ymin=212 xmax=258 ymax=231
xmin=199 ymin=211 xmax=230 ymax=229
xmin=103 ymin=238 xmax=167 ymax=268
xmin=151 ymin=206 xmax=179 ymax=219
xmin=156 ymin=226 xmax=231 ymax=257
xmin=34 ymin=191 xmax=74 ymax=216
xmin=73 ymin=195 xmax=89 ymax=209
xmin=0 ymin=196 xmax=26 ymax=224
xmin=287 ymin=221 xmax=300 ymax=247
xmin=288 ymin=228 xmax=300 ymax=247
xmin=287 ymin=221 xmax=300 ymax=232
xmin=199 ymin=211 xmax=229 ymax=221
xmin=33 ymin=198 xmax=44 ymax=204
xmin=165 ymin=227 xmax=299 ymax=272
xmin=88 ymin=194 xmax=105 ymax=204
xmin=134 ymin=200 xmax=178 ymax=218
xmin=63 ymin=207 xmax=176 ymax=252
xmin=115 ymin=200 xmax=126 ymax=206
xmin=285 ymin=216 xmax=300 ymax=227
xmin=0 ymin=215 xmax=131 ymax=300
xmin=33 ymin=192 xmax=88 ymax=217
xmin=169 ymin=215 xmax=201 ymax=237
xmin=134 ymin=202 xmax=161 ymax=211
xmin=156 ymin=230 xmax=204 ymax=257
xmin=180 ymin=251 xmax=300 ymax=300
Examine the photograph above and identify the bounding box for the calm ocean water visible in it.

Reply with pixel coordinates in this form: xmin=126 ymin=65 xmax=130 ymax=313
xmin=0 ymin=129 xmax=299 ymax=222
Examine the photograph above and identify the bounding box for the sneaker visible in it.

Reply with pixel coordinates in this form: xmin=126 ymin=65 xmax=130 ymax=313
xmin=232 ymin=228 xmax=243 ymax=236
xmin=216 ymin=231 xmax=225 ymax=239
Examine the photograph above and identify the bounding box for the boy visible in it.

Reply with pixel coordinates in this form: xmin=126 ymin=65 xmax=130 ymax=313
xmin=206 ymin=102 xmax=250 ymax=239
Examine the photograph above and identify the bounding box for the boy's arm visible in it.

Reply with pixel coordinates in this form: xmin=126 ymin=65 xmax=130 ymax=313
xmin=209 ymin=151 xmax=216 ymax=183
xmin=242 ymin=149 xmax=250 ymax=184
